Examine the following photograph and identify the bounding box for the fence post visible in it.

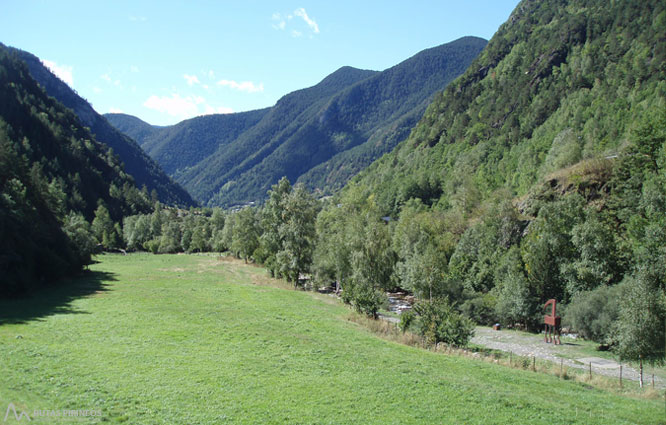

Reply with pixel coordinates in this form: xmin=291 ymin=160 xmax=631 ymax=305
xmin=589 ymin=362 xmax=592 ymax=380
xmin=619 ymin=364 xmax=622 ymax=388
xmin=560 ymin=358 xmax=563 ymax=377
xmin=532 ymin=356 xmax=536 ymax=372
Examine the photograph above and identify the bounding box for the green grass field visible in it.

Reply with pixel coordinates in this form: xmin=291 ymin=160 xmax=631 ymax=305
xmin=0 ymin=253 xmax=663 ymax=424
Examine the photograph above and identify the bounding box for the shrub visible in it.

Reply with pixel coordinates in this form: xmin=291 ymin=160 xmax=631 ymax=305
xmin=564 ymin=284 xmax=621 ymax=343
xmin=460 ymin=292 xmax=497 ymax=325
xmin=413 ymin=298 xmax=475 ymax=347
xmin=398 ymin=309 xmax=416 ymax=333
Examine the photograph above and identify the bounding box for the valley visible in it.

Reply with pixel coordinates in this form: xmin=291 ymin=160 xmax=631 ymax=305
xmin=1 ymin=0 xmax=665 ymax=423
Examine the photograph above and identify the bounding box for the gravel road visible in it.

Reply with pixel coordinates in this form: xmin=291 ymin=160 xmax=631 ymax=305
xmin=471 ymin=327 xmax=663 ymax=388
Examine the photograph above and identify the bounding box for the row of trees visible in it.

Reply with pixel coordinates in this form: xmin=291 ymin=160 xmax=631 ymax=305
xmin=120 ymin=178 xmax=319 ymax=287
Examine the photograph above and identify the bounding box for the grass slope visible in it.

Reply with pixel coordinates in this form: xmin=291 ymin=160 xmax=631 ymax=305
xmin=0 ymin=254 xmax=662 ymax=424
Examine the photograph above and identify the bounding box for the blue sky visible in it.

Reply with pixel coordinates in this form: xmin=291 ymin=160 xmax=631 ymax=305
xmin=1 ymin=1 xmax=520 ymax=126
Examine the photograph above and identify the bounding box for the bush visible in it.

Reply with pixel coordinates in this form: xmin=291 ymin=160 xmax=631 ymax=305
xmin=399 ymin=309 xmax=416 ymax=333
xmin=460 ymin=292 xmax=497 ymax=325
xmin=564 ymin=284 xmax=621 ymax=343
xmin=413 ymin=298 xmax=475 ymax=347
xmin=342 ymin=280 xmax=386 ymax=318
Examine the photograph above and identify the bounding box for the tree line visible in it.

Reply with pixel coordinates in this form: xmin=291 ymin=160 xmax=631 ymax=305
xmin=106 ymin=110 xmax=665 ymax=370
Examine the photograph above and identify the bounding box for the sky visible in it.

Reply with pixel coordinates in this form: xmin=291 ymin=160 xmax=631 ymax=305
xmin=1 ymin=1 xmax=521 ymax=126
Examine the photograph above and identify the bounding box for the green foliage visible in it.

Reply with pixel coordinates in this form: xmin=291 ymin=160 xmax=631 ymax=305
xmin=615 ymin=267 xmax=666 ymax=365
xmin=564 ymin=285 xmax=621 ymax=344
xmin=230 ymin=208 xmax=259 ymax=261
xmin=413 ymin=298 xmax=475 ymax=347
xmin=0 ymin=44 xmax=152 ymax=294
xmin=61 ymin=212 xmax=96 ymax=265
xmin=275 ymin=186 xmax=319 ymax=285
xmin=521 ymin=194 xmax=586 ymax=303
xmin=398 ymin=309 xmax=416 ymax=333
xmin=15 ymin=48 xmax=195 ymax=207
xmin=460 ymin=292 xmax=497 ymax=326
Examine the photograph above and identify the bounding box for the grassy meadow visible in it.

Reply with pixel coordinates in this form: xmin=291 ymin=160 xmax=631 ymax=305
xmin=0 ymin=253 xmax=663 ymax=424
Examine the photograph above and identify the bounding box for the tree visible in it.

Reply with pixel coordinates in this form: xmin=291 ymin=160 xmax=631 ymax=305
xmin=342 ymin=219 xmax=395 ymax=317
xmin=615 ymin=267 xmax=666 ymax=387
xmin=123 ymin=214 xmax=151 ymax=251
xmin=260 ymin=177 xmax=292 ymax=277
xmin=231 ymin=207 xmax=259 ymax=262
xmin=91 ymin=204 xmax=120 ymax=249
xmin=495 ymin=247 xmax=539 ymax=329
xmin=190 ymin=217 xmax=212 ymax=253
xmin=561 ymin=214 xmax=619 ymax=295
xmin=62 ymin=212 xmax=96 ymax=265
xmin=159 ymin=221 xmax=182 ymax=253
xmin=521 ymin=194 xmax=585 ymax=303
xmin=275 ymin=186 xmax=318 ymax=286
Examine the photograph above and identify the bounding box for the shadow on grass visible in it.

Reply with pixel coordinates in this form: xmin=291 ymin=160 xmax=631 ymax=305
xmin=0 ymin=269 xmax=116 ymax=325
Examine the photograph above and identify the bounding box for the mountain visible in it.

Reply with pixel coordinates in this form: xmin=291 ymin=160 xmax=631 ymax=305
xmin=107 ymin=37 xmax=486 ymax=207
xmin=176 ymin=65 xmax=382 ymax=206
xmin=13 ymin=49 xmax=196 ymax=207
xmin=0 ymin=44 xmax=152 ymax=295
xmin=106 ymin=108 xmax=270 ymax=175
xmin=314 ymin=0 xmax=665 ymax=351
xmin=345 ymin=0 xmax=665 ymax=215
xmin=104 ymin=113 xmax=160 ymax=147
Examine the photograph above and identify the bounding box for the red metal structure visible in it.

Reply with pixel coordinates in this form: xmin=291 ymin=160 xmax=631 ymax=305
xmin=543 ymin=299 xmax=561 ymax=345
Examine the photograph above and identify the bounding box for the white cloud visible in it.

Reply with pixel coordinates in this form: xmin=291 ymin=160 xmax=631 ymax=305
xmin=130 ymin=65 xmax=140 ymax=73
xmin=294 ymin=8 xmax=319 ymax=34
xmin=129 ymin=15 xmax=147 ymax=22
xmin=100 ymin=72 xmax=122 ymax=88
xmin=272 ymin=8 xmax=319 ymax=35
xmin=108 ymin=107 xmax=124 ymax=114
xmin=42 ymin=59 xmax=74 ymax=86
xmin=143 ymin=93 xmax=232 ymax=120
xmin=272 ymin=12 xmax=286 ymax=30
xmin=92 ymin=86 xmax=102 ymax=94
xmin=216 ymin=79 xmax=264 ymax=93
xmin=184 ymin=74 xmax=201 ymax=86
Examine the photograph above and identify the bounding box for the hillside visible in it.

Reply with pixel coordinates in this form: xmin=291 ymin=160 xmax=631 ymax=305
xmin=313 ymin=0 xmax=665 ymax=363
xmin=104 ymin=113 xmax=160 ymax=147
xmin=348 ymin=0 xmax=665 ymax=214
xmin=14 ymin=49 xmax=196 ymax=207
xmin=107 ymin=37 xmax=486 ymax=206
xmin=0 ymin=44 xmax=152 ymax=295
xmin=106 ymin=108 xmax=270 ymax=175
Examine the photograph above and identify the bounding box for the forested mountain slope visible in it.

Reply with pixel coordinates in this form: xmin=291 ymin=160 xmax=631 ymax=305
xmin=104 ymin=113 xmax=161 ymax=147
xmin=349 ymin=0 xmax=665 ymax=214
xmin=107 ymin=37 xmax=486 ymax=207
xmin=0 ymin=45 xmax=152 ymax=295
xmin=106 ymin=108 xmax=270 ymax=175
xmin=14 ymin=49 xmax=195 ymax=207
xmin=314 ymin=0 xmax=665 ymax=363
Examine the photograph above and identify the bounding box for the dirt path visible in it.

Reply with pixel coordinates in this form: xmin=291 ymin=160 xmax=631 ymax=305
xmin=471 ymin=327 xmax=664 ymax=388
